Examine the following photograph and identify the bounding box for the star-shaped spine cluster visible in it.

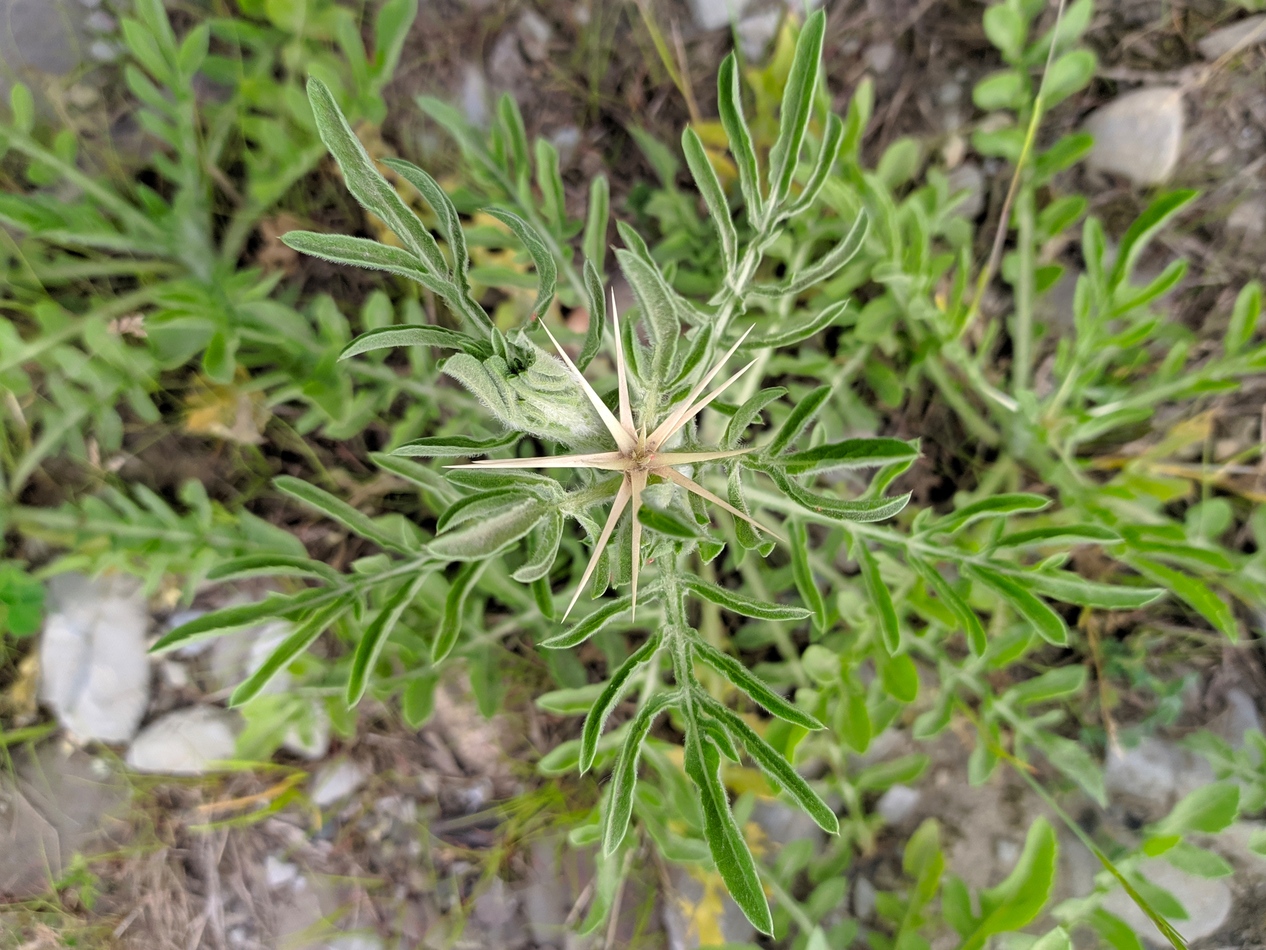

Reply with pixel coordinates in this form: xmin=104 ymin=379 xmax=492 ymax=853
xmin=450 ymin=294 xmax=782 ymax=619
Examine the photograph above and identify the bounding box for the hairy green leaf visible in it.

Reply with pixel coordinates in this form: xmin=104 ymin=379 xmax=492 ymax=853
xmin=347 ymin=573 xmax=430 ymax=705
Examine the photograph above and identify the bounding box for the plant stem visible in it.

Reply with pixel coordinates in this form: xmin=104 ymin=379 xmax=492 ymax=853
xmin=1013 ymin=184 xmax=1037 ymax=395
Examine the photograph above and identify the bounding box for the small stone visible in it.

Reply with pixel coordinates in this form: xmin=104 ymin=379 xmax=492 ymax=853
xmin=40 ymin=573 xmax=150 ymax=744
xmin=87 ymin=40 xmax=118 ymax=63
xmin=687 ymin=0 xmax=751 ymax=31
xmin=265 ymin=856 xmax=300 ymax=890
xmin=517 ymin=10 xmax=553 ymax=62
xmin=753 ymin=799 xmax=827 ymax=847
xmin=84 ymin=11 xmax=115 ymax=33
xmin=328 ymin=937 xmax=384 ymax=950
xmin=865 ymin=41 xmax=896 ymax=74
xmin=875 ymin=784 xmax=922 ymax=826
xmin=1198 ymin=15 xmax=1266 ymax=60
xmin=161 ymin=661 xmax=190 ymax=689
xmin=994 ymin=838 xmax=1021 ymax=869
xmin=737 ymin=10 xmax=780 ymax=61
xmin=852 ymin=877 xmax=877 ymax=922
xmin=1227 ymin=195 xmax=1266 ymax=242
xmin=1219 ymin=687 xmax=1263 ymax=749
xmin=488 ymin=30 xmax=527 ymax=92
xmin=284 ymin=702 xmax=330 ymax=761
xmin=460 ymin=65 xmax=490 ymax=128
xmin=549 ymin=125 xmax=582 ymax=166
xmin=126 ymin=706 xmax=238 ymax=775
xmin=1084 ymin=87 xmax=1184 ymax=186
xmin=1100 ymin=858 xmax=1231 ymax=944
xmin=310 ymin=758 xmax=368 ymax=807
xmin=1104 ymin=737 xmax=1177 ymax=806
xmin=946 ymin=162 xmax=985 ymax=219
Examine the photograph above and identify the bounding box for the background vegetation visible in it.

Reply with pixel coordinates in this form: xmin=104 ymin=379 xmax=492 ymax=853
xmin=1 ymin=0 xmax=1264 ymax=947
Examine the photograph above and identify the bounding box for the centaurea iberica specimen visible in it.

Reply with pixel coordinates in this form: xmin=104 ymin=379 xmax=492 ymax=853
xmin=449 ymin=293 xmax=782 ymax=620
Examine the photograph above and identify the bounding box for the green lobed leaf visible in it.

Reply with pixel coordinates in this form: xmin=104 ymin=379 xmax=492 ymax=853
xmin=306 ymin=78 xmax=448 ymax=276
xmin=512 ymin=510 xmax=564 ymax=583
xmin=1108 ymin=190 xmax=1199 ymax=291
xmin=1007 ymin=666 xmax=1087 ymax=706
xmin=684 ymin=728 xmax=773 ymax=934
xmin=961 ymin=817 xmax=1058 ymax=950
xmin=1151 ymin=782 xmax=1240 ymax=837
xmin=909 ymin=555 xmax=987 ymax=654
xmin=1127 ymin=555 xmax=1238 ymax=640
xmin=339 ymin=324 xmax=487 ymax=360
xmin=428 ymin=498 xmax=545 ymax=560
xmin=739 ymin=302 xmax=848 ymax=349
xmin=717 ymin=53 xmax=762 ymax=216
xmin=391 ymin=432 xmax=521 ymax=458
xmin=857 ymin=543 xmax=900 ymax=654
xmin=789 ymin=519 xmax=828 ymax=632
xmin=778 ymin=437 xmax=918 ymax=476
xmin=995 ymin=524 xmax=1121 ymax=547
xmin=602 ymin=690 xmax=676 ymax=854
xmin=1225 ymin=280 xmax=1262 ymax=357
xmin=582 ymin=177 xmax=610 ymax=278
xmin=150 ymin=589 xmax=328 ymax=653
xmin=768 ymin=9 xmax=826 ymax=206
xmin=275 ymin=476 xmax=414 ymax=554
xmin=751 ymin=213 xmax=868 ymax=298
xmin=967 ymin=565 xmax=1068 ymax=646
xmin=765 ymin=465 xmax=912 ymax=523
xmin=766 ymin=385 xmax=832 ymax=456
xmin=281 ymin=231 xmax=451 ymax=297
xmin=692 ymin=639 xmax=824 ymax=730
xmin=485 ymin=207 xmax=557 ymax=320
xmin=230 ymin=601 xmax=349 ymax=707
xmin=682 ymin=126 xmax=737 ymax=270
xmin=724 ymin=387 xmax=788 ymax=450
xmin=578 ymin=258 xmax=607 ymax=371
xmin=700 ymin=694 xmax=838 ymax=834
xmin=1015 ymin=570 xmax=1165 ymax=610
xmin=432 ymin=560 xmax=485 ymax=662
xmin=785 ymin=112 xmax=845 ymax=217
xmin=346 ymin=573 xmax=431 ymax=705
xmin=931 ymin=493 xmax=1051 ymax=534
xmin=581 ymin=631 xmax=663 ymax=773
xmin=541 ymin=594 xmax=634 ymax=649
xmin=207 ymin=554 xmax=342 ymax=585
xmin=681 ymin=575 xmax=811 ymax=621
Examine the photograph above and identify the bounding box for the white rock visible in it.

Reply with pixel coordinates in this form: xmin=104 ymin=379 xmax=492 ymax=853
xmin=549 ymin=125 xmax=582 ymax=166
xmin=865 ymin=41 xmax=896 ymax=74
xmin=1227 ymin=196 xmax=1266 ymax=241
xmin=40 ymin=573 xmax=150 ymax=744
xmin=1198 ymin=15 xmax=1266 ymax=60
xmin=687 ymin=0 xmax=751 ymax=31
xmin=737 ymin=10 xmax=780 ymax=61
xmin=461 ymin=65 xmax=490 ymax=128
xmin=852 ymin=877 xmax=877 ymax=922
xmin=1084 ymin=87 xmax=1184 ymax=186
xmin=947 ymin=162 xmax=986 ymax=219
xmin=126 ymin=706 xmax=238 ymax=774
xmin=327 ymin=937 xmax=384 ymax=950
xmin=1104 ymin=737 xmax=1177 ymax=807
xmin=875 ymin=784 xmax=922 ymax=825
xmin=1221 ymin=687 xmax=1264 ymax=748
xmin=517 ymin=10 xmax=553 ymax=62
xmin=284 ymin=702 xmax=331 ymax=760
xmin=265 ymin=855 xmax=300 ymax=890
xmin=310 ymin=757 xmax=368 ymax=807
xmin=1100 ymin=858 xmax=1231 ymax=945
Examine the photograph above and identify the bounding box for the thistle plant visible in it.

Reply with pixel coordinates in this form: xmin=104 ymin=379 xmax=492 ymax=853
xmin=138 ymin=8 xmax=1247 ymax=941
xmin=451 ymin=303 xmax=780 ymax=621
